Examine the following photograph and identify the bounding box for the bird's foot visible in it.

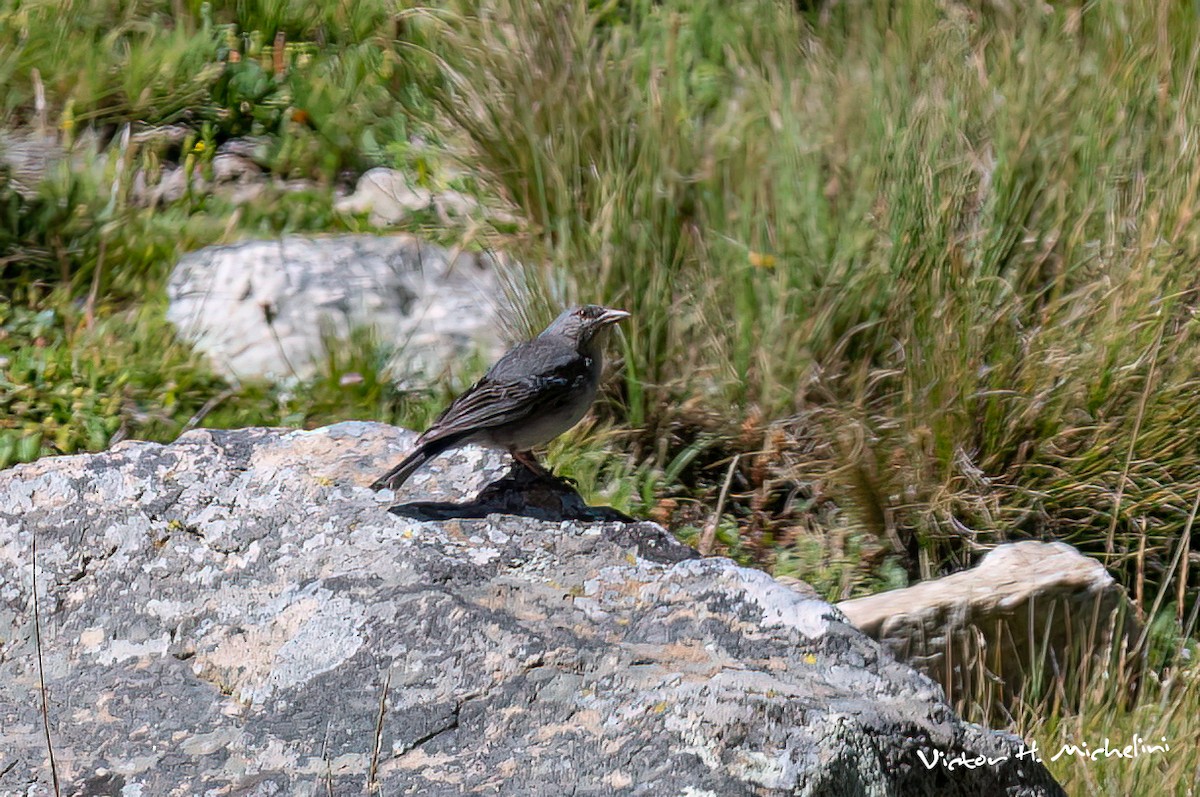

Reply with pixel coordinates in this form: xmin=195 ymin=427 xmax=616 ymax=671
xmin=510 ymin=451 xmax=577 ymax=490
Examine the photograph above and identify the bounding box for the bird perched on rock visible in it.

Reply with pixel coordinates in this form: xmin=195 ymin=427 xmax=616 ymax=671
xmin=371 ymin=304 xmax=630 ymax=491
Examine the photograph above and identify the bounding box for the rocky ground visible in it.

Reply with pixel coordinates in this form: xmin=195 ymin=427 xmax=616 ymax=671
xmin=0 ymin=423 xmax=1063 ymax=796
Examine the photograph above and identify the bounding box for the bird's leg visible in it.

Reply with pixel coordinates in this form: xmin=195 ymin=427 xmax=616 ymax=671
xmin=511 ymin=449 xmax=551 ymax=477
xmin=510 ymin=449 xmax=577 ymax=488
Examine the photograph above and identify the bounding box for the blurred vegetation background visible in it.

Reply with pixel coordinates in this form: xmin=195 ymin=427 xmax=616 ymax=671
xmin=4 ymin=0 xmax=1200 ymax=791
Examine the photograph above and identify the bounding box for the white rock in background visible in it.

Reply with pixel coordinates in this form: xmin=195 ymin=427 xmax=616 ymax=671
xmin=334 ymin=167 xmax=433 ymax=225
xmin=837 ymin=540 xmax=1142 ymax=710
xmin=334 ymin=167 xmax=491 ymax=226
xmin=166 ymin=234 xmax=507 ymax=384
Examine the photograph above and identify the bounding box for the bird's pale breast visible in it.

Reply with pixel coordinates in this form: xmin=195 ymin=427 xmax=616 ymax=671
xmin=482 ymin=380 xmax=598 ymax=450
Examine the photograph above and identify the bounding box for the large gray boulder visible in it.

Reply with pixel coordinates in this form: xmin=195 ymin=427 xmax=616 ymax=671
xmin=166 ymin=235 xmax=505 ymax=384
xmin=0 ymin=424 xmax=1064 ymax=796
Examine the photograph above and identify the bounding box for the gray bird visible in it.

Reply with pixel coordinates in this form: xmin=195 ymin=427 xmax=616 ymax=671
xmin=371 ymin=305 xmax=630 ymax=491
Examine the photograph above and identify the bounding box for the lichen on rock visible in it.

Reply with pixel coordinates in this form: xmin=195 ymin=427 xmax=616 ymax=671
xmin=0 ymin=422 xmax=1064 ymax=796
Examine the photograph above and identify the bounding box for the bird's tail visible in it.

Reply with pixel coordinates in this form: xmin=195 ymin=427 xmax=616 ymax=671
xmin=369 ymin=434 xmax=463 ymax=491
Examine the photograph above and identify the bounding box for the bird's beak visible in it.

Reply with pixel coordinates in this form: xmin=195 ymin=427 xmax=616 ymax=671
xmin=599 ymin=308 xmax=631 ymax=326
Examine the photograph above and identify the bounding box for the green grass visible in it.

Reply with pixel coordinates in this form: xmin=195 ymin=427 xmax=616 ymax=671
xmin=0 ymin=297 xmax=455 ymax=469
xmin=422 ymin=0 xmax=1200 ymax=600
xmin=0 ymin=0 xmax=448 ymax=301
xmin=1 ymin=151 xmax=345 ymax=302
xmin=994 ymin=618 xmax=1200 ymax=796
xmin=0 ymin=0 xmax=422 ymax=156
xmin=416 ymin=4 xmax=1200 ymax=789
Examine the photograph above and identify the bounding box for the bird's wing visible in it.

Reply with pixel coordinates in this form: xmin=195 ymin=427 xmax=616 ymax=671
xmin=481 ymin=336 xmax=588 ymax=382
xmin=418 ymin=339 xmax=591 ymax=445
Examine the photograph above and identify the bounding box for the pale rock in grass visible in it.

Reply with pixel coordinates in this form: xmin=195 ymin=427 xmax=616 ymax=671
xmin=838 ymin=540 xmax=1142 ymax=711
xmin=335 ymin=167 xmax=436 ymax=226
xmin=334 ymin=167 xmax=501 ymax=227
xmin=166 ymin=234 xmax=505 ymax=384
